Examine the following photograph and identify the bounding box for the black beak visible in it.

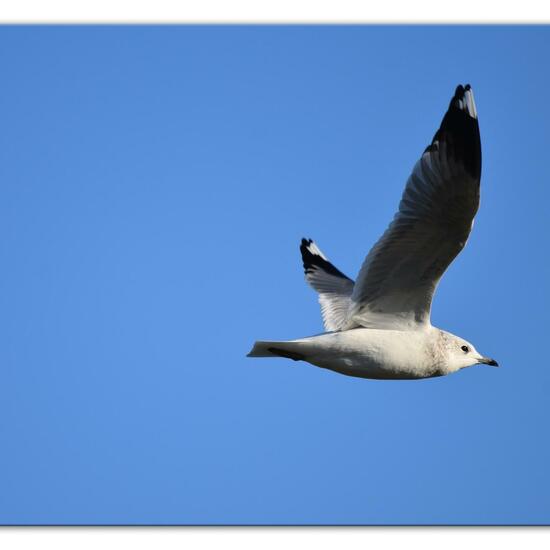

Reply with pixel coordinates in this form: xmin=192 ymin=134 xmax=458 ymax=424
xmin=480 ymin=357 xmax=499 ymax=367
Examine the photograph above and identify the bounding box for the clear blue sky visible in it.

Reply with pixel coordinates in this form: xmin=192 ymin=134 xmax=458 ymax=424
xmin=0 ymin=25 xmax=549 ymax=525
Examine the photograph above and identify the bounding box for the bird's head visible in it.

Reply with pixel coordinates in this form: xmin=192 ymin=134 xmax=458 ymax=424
xmin=441 ymin=331 xmax=498 ymax=373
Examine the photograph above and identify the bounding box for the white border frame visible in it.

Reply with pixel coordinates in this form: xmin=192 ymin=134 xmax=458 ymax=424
xmin=0 ymin=5 xmax=548 ymax=547
xmin=0 ymin=0 xmax=549 ymax=23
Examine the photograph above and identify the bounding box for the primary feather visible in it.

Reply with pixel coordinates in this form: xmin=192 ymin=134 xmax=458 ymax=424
xmin=300 ymin=239 xmax=354 ymax=331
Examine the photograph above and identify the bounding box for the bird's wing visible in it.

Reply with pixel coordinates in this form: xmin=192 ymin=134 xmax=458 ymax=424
xmin=300 ymin=239 xmax=354 ymax=331
xmin=348 ymin=84 xmax=481 ymax=330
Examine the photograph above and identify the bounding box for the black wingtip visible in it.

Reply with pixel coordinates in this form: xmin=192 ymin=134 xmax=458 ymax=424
xmin=426 ymin=84 xmax=481 ymax=179
xmin=453 ymin=83 xmax=471 ymax=99
xmin=300 ymin=238 xmax=313 ymax=263
xmin=300 ymin=238 xmax=320 ymax=273
xmin=299 ymin=238 xmax=352 ymax=280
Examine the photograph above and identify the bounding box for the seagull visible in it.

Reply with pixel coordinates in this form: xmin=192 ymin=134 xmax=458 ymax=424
xmin=248 ymin=84 xmax=498 ymax=380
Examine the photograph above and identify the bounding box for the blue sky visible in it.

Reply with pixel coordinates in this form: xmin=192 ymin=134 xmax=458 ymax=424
xmin=0 ymin=25 xmax=549 ymax=525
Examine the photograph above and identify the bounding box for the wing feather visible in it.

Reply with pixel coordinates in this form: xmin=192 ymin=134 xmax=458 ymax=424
xmin=300 ymin=239 xmax=354 ymax=331
xmin=348 ymin=85 xmax=482 ymax=330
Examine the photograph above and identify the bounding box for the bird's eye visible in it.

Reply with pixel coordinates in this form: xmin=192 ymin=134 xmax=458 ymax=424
xmin=461 ymin=345 xmax=469 ymax=353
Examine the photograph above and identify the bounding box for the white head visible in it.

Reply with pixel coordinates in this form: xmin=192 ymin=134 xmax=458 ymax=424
xmin=440 ymin=331 xmax=498 ymax=374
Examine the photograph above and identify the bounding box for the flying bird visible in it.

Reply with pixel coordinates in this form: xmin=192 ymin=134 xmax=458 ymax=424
xmin=248 ymin=84 xmax=498 ymax=380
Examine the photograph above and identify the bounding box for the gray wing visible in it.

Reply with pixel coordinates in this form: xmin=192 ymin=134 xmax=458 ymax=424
xmin=300 ymin=239 xmax=354 ymax=331
xmin=348 ymin=85 xmax=482 ymax=330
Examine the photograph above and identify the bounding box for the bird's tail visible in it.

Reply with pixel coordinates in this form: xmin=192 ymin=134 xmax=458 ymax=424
xmin=247 ymin=341 xmax=305 ymax=362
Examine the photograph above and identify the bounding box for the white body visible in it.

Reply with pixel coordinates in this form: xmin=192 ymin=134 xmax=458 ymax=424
xmin=248 ymin=327 xmax=469 ymax=380
xmin=285 ymin=328 xmax=445 ymax=379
